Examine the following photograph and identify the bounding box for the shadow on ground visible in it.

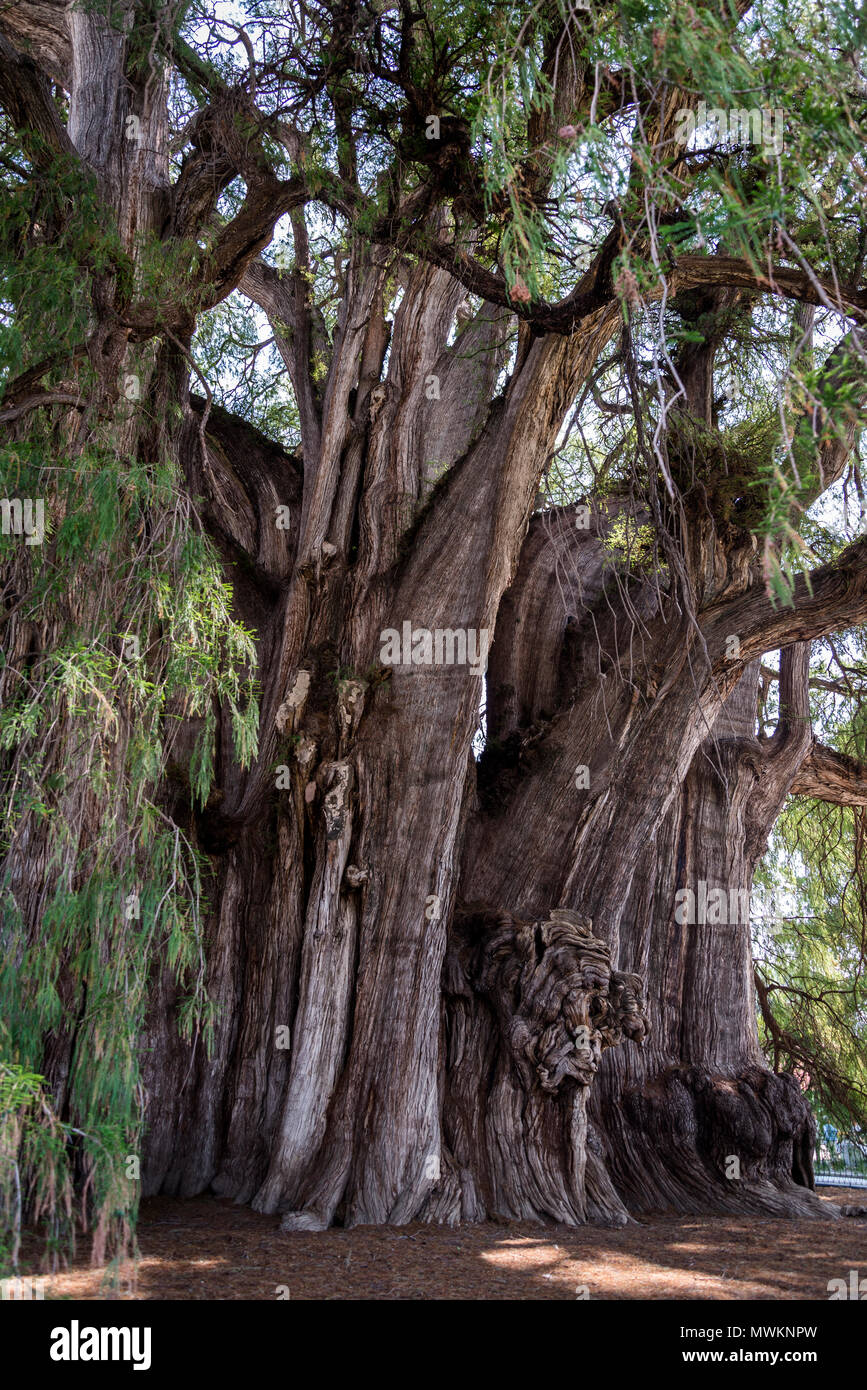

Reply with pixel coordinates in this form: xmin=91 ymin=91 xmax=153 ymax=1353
xmin=18 ymin=1187 xmax=867 ymax=1300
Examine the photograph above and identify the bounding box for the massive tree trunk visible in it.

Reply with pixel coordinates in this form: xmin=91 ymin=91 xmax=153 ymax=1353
xmin=3 ymin=1 xmax=867 ymax=1245
xmin=591 ymin=650 xmax=823 ymax=1218
xmin=440 ymin=504 xmax=835 ymax=1223
xmin=136 ymin=466 xmax=854 ymax=1225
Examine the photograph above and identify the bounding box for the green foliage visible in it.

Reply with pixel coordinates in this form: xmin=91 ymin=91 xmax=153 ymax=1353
xmin=0 ymin=436 xmax=257 ymax=1266
xmin=192 ymin=293 xmax=301 ymax=446
xmin=1 ymin=0 xmax=866 ymax=1266
xmin=0 ymin=157 xmax=128 ymax=387
xmin=0 ymin=147 xmax=259 ymax=1272
xmin=0 ymin=1054 xmax=74 ymax=1274
xmin=755 ymin=638 xmax=867 ymax=1135
xmin=754 ymin=818 xmax=867 ymax=1136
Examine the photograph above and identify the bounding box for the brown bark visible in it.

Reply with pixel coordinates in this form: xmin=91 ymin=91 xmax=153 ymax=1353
xmin=5 ymin=1 xmax=867 ymax=1243
xmin=591 ymin=652 xmax=827 ymax=1220
xmin=791 ymin=743 xmax=867 ymax=806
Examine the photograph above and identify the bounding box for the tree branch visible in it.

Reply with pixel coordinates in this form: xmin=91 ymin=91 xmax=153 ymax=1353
xmin=791 ymin=742 xmax=867 ymax=807
xmin=367 ymin=226 xmax=867 ymax=335
xmin=0 ymin=28 xmax=77 ymax=169
xmin=0 ymin=1 xmax=71 ymax=87
xmin=705 ymin=536 xmax=867 ymax=670
xmin=0 ymin=389 xmax=83 ymax=423
xmin=761 ymin=663 xmax=866 ymax=698
xmin=239 ymin=242 xmax=328 ymax=460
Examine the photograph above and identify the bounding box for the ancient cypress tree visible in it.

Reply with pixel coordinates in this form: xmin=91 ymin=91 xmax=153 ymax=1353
xmin=1 ymin=0 xmax=867 ymax=1263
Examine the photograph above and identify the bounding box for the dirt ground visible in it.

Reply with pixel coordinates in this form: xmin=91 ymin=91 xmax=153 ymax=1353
xmin=19 ymin=1186 xmax=867 ymax=1300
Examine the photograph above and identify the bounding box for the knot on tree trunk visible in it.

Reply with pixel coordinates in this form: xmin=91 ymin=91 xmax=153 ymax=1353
xmin=454 ymin=903 xmax=649 ymax=1095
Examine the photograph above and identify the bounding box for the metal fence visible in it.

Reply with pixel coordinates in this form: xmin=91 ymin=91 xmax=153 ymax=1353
xmin=815 ymin=1128 xmax=867 ymax=1188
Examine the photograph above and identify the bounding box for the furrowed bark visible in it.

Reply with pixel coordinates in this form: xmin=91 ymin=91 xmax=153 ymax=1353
xmin=591 ymin=650 xmax=830 ymax=1219
xmin=6 ymin=0 xmax=867 ymax=1248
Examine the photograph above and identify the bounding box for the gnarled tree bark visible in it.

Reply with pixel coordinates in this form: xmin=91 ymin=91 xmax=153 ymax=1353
xmin=3 ymin=0 xmax=867 ymax=1243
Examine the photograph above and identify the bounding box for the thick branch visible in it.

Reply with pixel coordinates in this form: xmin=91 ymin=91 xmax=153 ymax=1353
xmin=791 ymin=742 xmax=867 ymax=807
xmin=744 ymin=643 xmax=813 ymax=861
xmin=0 ymin=28 xmax=77 ymax=168
xmin=124 ymin=176 xmax=309 ymax=337
xmin=705 ymin=537 xmax=867 ymax=671
xmin=0 ymin=2 xmax=71 ymax=86
xmin=381 ymin=233 xmax=867 ymax=335
xmin=239 ymin=251 xmax=327 ymax=459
